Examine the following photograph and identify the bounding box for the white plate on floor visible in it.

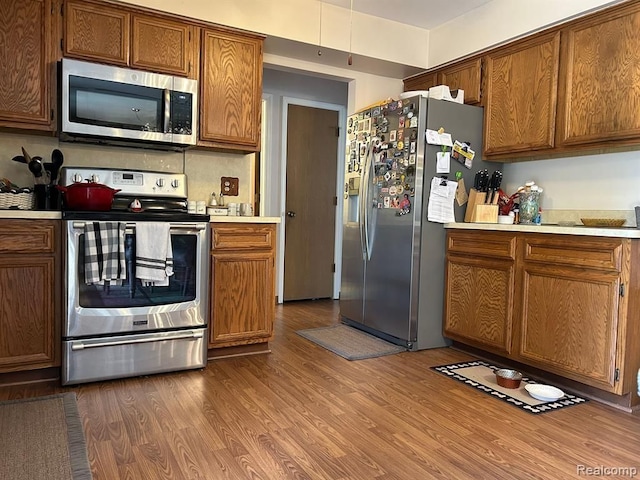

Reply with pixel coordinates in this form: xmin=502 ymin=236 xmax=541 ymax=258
xmin=525 ymin=384 xmax=565 ymax=402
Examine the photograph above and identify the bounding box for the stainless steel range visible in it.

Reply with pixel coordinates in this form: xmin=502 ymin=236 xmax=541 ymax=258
xmin=60 ymin=167 xmax=209 ymax=385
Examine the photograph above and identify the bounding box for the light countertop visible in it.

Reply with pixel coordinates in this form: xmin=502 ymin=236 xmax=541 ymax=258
xmin=210 ymin=216 xmax=281 ymax=224
xmin=445 ymin=222 xmax=640 ymax=238
xmin=0 ymin=210 xmax=281 ymax=223
xmin=0 ymin=210 xmax=62 ymax=219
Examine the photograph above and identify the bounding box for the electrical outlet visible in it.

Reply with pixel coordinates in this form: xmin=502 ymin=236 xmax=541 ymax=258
xmin=221 ymin=177 xmax=239 ymax=196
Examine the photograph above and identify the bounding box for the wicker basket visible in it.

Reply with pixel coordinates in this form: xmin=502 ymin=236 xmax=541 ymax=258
xmin=0 ymin=192 xmax=35 ymax=210
xmin=580 ymin=218 xmax=626 ymax=227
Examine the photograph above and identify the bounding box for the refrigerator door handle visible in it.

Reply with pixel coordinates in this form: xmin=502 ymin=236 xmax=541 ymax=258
xmin=362 ymin=141 xmax=376 ymax=261
xmin=359 ymin=142 xmax=370 ymax=260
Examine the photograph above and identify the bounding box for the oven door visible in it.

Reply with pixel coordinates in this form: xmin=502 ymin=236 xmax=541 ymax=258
xmin=64 ymin=221 xmax=209 ymax=338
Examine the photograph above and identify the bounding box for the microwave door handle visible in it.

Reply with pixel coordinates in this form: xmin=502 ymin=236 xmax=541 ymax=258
xmin=163 ymin=89 xmax=171 ymax=134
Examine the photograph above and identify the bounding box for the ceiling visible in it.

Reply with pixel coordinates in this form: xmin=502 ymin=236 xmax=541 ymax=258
xmin=321 ymin=0 xmax=494 ymax=30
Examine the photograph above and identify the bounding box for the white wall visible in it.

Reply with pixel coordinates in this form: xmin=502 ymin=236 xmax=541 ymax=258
xmin=120 ymin=0 xmax=430 ymax=69
xmin=429 ymin=0 xmax=637 ymax=212
xmin=428 ymin=0 xmax=625 ymax=67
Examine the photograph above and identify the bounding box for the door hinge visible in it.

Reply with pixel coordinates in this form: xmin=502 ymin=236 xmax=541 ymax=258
xmin=620 ymin=283 xmax=625 ymax=297
xmin=614 ymin=368 xmax=620 ymax=382
xmin=188 ymin=30 xmax=191 ymax=42
xmin=333 ymin=196 xmax=338 ymax=206
xmin=60 ymin=38 xmax=64 ymax=51
xmin=332 ymin=263 xmax=336 ymax=273
xmin=335 ymin=126 xmax=340 ymax=137
xmin=50 ymin=109 xmax=54 ymax=121
xmin=60 ymin=2 xmax=64 ymax=15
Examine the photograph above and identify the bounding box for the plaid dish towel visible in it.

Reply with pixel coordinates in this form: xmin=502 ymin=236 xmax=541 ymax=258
xmin=135 ymin=222 xmax=173 ymax=286
xmin=84 ymin=222 xmax=126 ymax=285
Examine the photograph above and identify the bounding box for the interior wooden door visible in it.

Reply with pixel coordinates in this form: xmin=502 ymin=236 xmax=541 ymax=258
xmin=284 ymin=105 xmax=338 ymax=301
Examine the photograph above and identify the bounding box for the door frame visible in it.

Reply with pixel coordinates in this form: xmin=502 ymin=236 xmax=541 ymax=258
xmin=278 ymin=97 xmax=346 ymax=303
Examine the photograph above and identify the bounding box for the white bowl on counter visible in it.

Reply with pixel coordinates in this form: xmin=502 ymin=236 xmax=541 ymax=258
xmin=498 ymin=215 xmax=514 ymax=225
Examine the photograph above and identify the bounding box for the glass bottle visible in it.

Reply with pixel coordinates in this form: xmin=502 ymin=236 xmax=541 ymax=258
xmin=518 ymin=191 xmax=540 ymax=224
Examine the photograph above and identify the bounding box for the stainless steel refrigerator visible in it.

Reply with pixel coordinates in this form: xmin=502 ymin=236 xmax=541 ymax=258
xmin=340 ymin=95 xmax=496 ymax=350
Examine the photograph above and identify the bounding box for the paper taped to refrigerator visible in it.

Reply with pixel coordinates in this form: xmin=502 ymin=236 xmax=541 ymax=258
xmin=427 ymin=177 xmax=458 ymax=223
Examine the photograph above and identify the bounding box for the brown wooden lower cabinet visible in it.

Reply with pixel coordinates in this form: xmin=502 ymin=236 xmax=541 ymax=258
xmin=444 ymin=229 xmax=640 ymax=406
xmin=208 ymin=223 xmax=276 ymax=350
xmin=0 ymin=220 xmax=61 ymax=373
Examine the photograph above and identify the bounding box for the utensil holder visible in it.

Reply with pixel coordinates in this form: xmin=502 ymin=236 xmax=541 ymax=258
xmin=34 ymin=184 xmax=60 ymax=210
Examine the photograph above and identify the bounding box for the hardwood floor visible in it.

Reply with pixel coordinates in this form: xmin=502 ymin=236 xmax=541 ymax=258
xmin=2 ymin=299 xmax=639 ymax=479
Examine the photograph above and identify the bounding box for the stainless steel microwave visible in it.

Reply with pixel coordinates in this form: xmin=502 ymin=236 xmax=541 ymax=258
xmin=60 ymin=59 xmax=198 ymax=149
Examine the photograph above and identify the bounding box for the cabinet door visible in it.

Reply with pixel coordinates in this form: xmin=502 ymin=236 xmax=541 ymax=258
xmin=64 ymin=0 xmax=129 ymax=65
xmin=483 ymin=32 xmax=560 ymax=156
xmin=403 ymin=71 xmax=439 ymax=92
xmin=439 ymin=58 xmax=482 ymax=105
xmin=209 ymin=252 xmax=274 ymax=347
xmin=444 ymin=231 xmax=517 ymax=355
xmin=0 ymin=0 xmax=54 ymax=130
xmin=0 ymin=220 xmax=60 ymax=372
xmin=200 ymin=28 xmax=263 ymax=151
xmin=557 ymin=4 xmax=640 ymax=146
xmin=516 ymin=236 xmax=626 ymax=393
xmin=131 ymin=15 xmax=194 ymax=77
xmin=0 ymin=257 xmax=57 ymax=371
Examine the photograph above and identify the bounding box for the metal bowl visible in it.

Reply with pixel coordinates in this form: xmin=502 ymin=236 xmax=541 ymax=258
xmin=495 ymin=368 xmax=523 ymax=389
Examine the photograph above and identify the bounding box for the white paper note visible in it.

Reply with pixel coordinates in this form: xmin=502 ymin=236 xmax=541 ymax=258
xmin=436 ymin=151 xmax=450 ymax=173
xmin=427 ymin=177 xmax=458 ymax=223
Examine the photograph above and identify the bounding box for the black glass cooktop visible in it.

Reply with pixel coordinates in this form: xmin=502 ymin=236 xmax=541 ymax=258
xmin=62 ymin=210 xmax=210 ymax=222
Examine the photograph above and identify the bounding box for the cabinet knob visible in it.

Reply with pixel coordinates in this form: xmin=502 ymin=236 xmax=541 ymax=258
xmin=286 ymin=211 xmax=296 ymax=218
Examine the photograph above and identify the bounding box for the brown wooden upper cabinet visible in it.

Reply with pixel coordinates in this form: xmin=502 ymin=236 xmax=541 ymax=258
xmin=64 ymin=0 xmax=195 ymax=77
xmin=556 ymin=2 xmax=640 ymax=147
xmin=438 ymin=58 xmax=482 ymax=105
xmin=483 ymin=32 xmax=560 ymax=157
xmin=0 ymin=0 xmax=56 ymax=131
xmin=403 ymin=59 xmax=482 ymax=105
xmin=403 ymin=71 xmax=439 ymax=93
xmin=199 ymin=27 xmax=263 ymax=152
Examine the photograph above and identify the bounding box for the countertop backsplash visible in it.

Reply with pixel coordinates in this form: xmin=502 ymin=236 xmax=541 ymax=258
xmin=541 ymin=209 xmax=637 ymax=227
xmin=0 ymin=131 xmax=254 ymax=207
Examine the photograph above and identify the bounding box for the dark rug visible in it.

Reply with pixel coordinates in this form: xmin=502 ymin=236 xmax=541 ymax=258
xmin=431 ymin=360 xmax=589 ymax=415
xmin=0 ymin=392 xmax=92 ymax=479
xmin=297 ymin=324 xmax=406 ymax=360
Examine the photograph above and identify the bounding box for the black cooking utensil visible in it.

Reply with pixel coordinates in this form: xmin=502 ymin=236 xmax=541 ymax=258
xmin=12 ymin=155 xmax=27 ymax=164
xmin=50 ymin=149 xmax=64 ymax=185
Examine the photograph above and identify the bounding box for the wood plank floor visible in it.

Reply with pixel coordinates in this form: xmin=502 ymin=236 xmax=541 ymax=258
xmin=2 ymin=299 xmax=639 ymax=479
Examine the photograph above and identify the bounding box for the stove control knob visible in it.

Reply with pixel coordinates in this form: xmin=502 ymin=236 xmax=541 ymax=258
xmin=72 ymin=173 xmax=83 ymax=183
xmin=171 ymin=179 xmax=179 ymax=188
xmin=156 ymin=178 xmax=165 ymax=187
xmin=90 ymin=174 xmax=100 ymax=183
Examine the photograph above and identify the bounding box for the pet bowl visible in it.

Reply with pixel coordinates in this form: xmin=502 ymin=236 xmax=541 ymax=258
xmin=525 ymin=384 xmax=564 ymax=402
xmin=495 ymin=368 xmax=523 ymax=389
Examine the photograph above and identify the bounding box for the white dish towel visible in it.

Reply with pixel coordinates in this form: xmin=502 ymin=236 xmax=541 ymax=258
xmin=135 ymin=222 xmax=173 ymax=286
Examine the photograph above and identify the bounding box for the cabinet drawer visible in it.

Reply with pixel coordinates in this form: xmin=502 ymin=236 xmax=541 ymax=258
xmin=211 ymin=224 xmax=275 ymax=251
xmin=447 ymin=231 xmax=516 ymax=260
xmin=0 ymin=222 xmax=57 ymax=253
xmin=522 ymin=235 xmax=623 ymax=272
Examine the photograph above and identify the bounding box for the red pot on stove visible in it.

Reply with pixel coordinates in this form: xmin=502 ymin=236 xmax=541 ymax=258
xmin=56 ymin=182 xmax=121 ymax=211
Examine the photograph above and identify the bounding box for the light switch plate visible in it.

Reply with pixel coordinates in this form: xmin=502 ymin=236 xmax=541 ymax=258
xmin=221 ymin=177 xmax=239 ymax=196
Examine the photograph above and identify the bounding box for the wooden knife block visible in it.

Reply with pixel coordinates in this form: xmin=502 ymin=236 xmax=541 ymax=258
xmin=464 ymin=188 xmax=498 ymax=223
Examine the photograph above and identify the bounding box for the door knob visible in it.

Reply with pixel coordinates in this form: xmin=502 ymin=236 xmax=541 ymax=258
xmin=287 ymin=211 xmax=296 ymax=218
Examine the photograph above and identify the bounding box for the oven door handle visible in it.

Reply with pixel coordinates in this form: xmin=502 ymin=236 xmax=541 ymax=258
xmin=70 ymin=330 xmax=204 ymax=350
xmin=71 ymin=222 xmax=207 ymax=231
